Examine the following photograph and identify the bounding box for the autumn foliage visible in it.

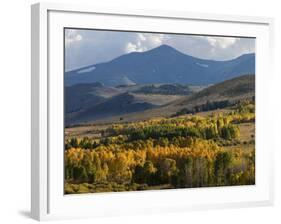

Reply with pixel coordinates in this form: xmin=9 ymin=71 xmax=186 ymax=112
xmin=65 ymin=101 xmax=255 ymax=194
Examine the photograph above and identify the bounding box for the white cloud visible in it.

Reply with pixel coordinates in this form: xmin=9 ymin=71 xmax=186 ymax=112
xmin=124 ymin=33 xmax=167 ymax=53
xmin=138 ymin=33 xmax=146 ymax=41
xmin=205 ymin=36 xmax=239 ymax=49
xmin=125 ymin=42 xmax=145 ymax=53
xmin=165 ymin=35 xmax=253 ymax=61
xmin=65 ymin=29 xmax=83 ymax=46
xmin=144 ymin=33 xmax=165 ymax=46
xmin=65 ymin=28 xmax=255 ymax=71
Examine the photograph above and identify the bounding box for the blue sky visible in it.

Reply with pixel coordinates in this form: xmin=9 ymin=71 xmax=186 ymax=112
xmin=65 ymin=29 xmax=255 ymax=72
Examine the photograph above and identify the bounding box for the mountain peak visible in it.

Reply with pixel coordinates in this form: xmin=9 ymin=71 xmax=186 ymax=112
xmin=144 ymin=44 xmax=183 ymax=57
xmin=154 ymin=44 xmax=177 ymax=52
xmin=65 ymin=43 xmax=255 ymax=87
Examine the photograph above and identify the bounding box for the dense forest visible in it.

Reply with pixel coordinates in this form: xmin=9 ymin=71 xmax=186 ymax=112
xmin=64 ymin=100 xmax=255 ymax=194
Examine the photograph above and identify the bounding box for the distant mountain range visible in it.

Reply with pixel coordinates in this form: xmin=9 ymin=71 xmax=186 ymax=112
xmin=65 ymin=44 xmax=255 ymax=87
xmin=65 ymin=75 xmax=255 ymax=125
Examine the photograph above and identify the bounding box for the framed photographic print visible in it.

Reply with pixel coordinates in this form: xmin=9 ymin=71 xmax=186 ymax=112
xmin=31 ymin=2 xmax=274 ymax=221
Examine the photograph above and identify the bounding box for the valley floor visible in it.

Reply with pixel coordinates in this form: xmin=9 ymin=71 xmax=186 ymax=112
xmin=64 ymin=101 xmax=255 ymax=194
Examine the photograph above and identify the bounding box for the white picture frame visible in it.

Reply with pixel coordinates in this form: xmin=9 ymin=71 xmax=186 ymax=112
xmin=31 ymin=2 xmax=274 ymax=221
